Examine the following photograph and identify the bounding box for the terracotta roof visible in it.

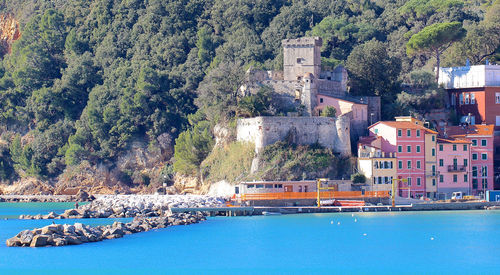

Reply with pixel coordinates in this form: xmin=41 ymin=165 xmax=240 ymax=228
xmin=358 ymin=136 xmax=380 ymax=147
xmin=369 ymin=121 xmax=438 ymax=134
xmin=436 ymin=137 xmax=471 ymax=144
xmin=439 ymin=124 xmax=494 ymax=137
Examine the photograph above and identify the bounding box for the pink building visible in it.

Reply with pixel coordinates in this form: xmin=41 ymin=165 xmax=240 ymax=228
xmin=315 ymin=94 xmax=368 ymax=123
xmin=436 ymin=138 xmax=471 ymax=198
xmin=366 ymin=119 xmax=437 ymax=198
xmin=438 ymin=125 xmax=494 ymax=195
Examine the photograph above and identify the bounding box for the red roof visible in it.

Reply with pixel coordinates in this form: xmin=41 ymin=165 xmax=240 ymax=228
xmin=358 ymin=136 xmax=381 ymax=148
xmin=369 ymin=121 xmax=438 ymax=134
xmin=436 ymin=137 xmax=471 ymax=144
xmin=439 ymin=125 xmax=494 ymax=137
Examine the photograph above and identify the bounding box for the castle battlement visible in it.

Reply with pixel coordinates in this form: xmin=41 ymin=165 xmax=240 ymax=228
xmin=236 ymin=116 xmax=351 ymax=156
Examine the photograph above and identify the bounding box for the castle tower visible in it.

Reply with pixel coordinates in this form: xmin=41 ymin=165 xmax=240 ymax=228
xmin=282 ymin=37 xmax=322 ymax=81
xmin=301 ymin=72 xmax=317 ymax=116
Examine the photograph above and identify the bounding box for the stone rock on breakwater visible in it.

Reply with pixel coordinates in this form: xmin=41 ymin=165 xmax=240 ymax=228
xmin=7 ymin=212 xmax=206 ymax=247
xmin=19 ymin=194 xmax=225 ymax=219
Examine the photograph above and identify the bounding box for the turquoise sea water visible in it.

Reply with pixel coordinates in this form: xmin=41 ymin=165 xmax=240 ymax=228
xmin=0 ymin=203 xmax=499 ymax=274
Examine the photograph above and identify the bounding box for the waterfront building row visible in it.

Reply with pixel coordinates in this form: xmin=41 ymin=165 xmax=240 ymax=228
xmin=357 ymin=116 xmax=494 ymax=199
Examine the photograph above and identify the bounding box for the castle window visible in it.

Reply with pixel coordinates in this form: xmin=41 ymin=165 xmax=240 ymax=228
xmin=496 ymin=93 xmax=500 ymax=104
xmin=320 ymin=98 xmax=323 ymax=103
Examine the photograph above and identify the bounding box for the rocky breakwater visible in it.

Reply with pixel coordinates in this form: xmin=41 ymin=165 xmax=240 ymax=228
xmin=19 ymin=194 xmax=224 ymax=219
xmin=7 ymin=212 xmax=206 ymax=247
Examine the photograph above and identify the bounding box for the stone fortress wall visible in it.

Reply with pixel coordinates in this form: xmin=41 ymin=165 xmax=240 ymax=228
xmin=237 ymin=36 xmax=381 ymax=159
xmin=237 ymin=116 xmax=351 ymax=156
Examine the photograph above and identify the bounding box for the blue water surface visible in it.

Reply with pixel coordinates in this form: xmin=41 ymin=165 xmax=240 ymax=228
xmin=0 ymin=203 xmax=499 ymax=274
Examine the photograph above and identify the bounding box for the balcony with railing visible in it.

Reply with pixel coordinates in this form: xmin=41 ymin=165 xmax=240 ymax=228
xmin=447 ymin=165 xmax=466 ymax=172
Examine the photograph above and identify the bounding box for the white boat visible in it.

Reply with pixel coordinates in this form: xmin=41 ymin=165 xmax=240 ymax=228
xmin=262 ymin=211 xmax=282 ymax=216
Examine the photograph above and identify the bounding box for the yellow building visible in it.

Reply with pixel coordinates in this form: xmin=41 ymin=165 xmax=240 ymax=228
xmin=358 ymin=137 xmax=397 ymax=192
xmin=425 ymin=132 xmax=438 ymax=198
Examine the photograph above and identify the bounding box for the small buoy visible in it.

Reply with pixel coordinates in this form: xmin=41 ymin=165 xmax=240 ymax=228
xmin=337 ymin=222 xmax=341 ymax=225
xmin=354 ymin=218 xmax=357 ymax=222
xmin=330 ymin=221 xmax=333 ymax=224
xmin=363 ymin=233 xmax=367 ymax=236
xmin=430 ymin=237 xmax=434 ymax=240
xmin=351 ymin=213 xmax=354 ymax=217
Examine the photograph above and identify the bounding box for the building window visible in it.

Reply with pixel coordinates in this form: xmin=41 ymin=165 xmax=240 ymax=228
xmin=459 ymin=94 xmax=464 ymax=105
xmin=496 ymin=92 xmax=500 ymax=104
xmin=398 ymin=161 xmax=403 ymax=169
xmin=439 ymin=144 xmax=443 ymax=151
xmin=320 ymin=98 xmax=324 ymax=103
xmin=417 ymin=177 xmax=421 ymax=186
xmin=471 ymin=93 xmax=475 ymax=104
xmin=432 ymin=135 xmax=435 ymax=142
xmin=463 ymin=144 xmax=467 ymax=151
xmin=416 ymin=160 xmax=421 ymax=169
xmin=432 ymin=178 xmax=436 ymax=186
xmin=452 ymin=145 xmax=457 ymax=151
xmin=464 ymin=159 xmax=468 ymax=167
xmin=297 ymin=58 xmax=302 ymax=64
xmin=398 ymin=129 xmax=402 ymax=137
xmin=464 ymin=174 xmax=468 ymax=182
xmin=407 ymin=145 xmax=411 ymax=153
xmin=416 ymin=130 xmax=420 ymax=137
xmin=451 ymin=94 xmax=456 ymax=106
xmin=482 ymin=166 xmax=488 ymax=177
xmin=407 ymin=160 xmax=412 ymax=169
xmin=416 ymin=145 xmax=421 ymax=153
xmin=407 ymin=129 xmax=411 ymax=137
xmin=432 ymin=148 xmax=435 ymax=156
xmin=472 ymin=139 xmax=477 ymax=146
xmin=398 ymin=145 xmax=402 ymax=153
xmin=482 ymin=179 xmax=488 ymax=189
xmin=432 ymin=165 xmax=436 ymax=176
xmin=439 ymin=159 xmax=443 ymax=166
xmin=407 ymin=177 xmax=412 ymax=186
xmin=472 ymin=166 xmax=478 ymax=177
xmin=481 ymin=139 xmax=487 ymax=146
xmin=472 ymin=153 xmax=478 ymax=160
xmin=453 ymin=175 xmax=457 ymax=182
xmin=465 ymin=93 xmax=470 ymax=104
xmin=482 ymin=153 xmax=487 ymax=160
xmin=440 ymin=175 xmax=444 ymax=182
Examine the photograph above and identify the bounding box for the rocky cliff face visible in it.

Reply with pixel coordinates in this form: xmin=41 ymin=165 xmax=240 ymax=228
xmin=0 ymin=14 xmax=20 ymax=56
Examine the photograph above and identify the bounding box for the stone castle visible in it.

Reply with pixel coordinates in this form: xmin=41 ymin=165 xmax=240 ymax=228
xmin=237 ymin=37 xmax=381 ymax=157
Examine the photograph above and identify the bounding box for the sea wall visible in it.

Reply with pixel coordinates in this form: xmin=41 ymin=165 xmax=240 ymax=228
xmin=236 ymin=116 xmax=351 ymax=156
xmin=7 ymin=213 xmax=206 ymax=247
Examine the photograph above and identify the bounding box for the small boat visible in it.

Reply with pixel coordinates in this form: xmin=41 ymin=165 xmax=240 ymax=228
xmin=262 ymin=211 xmax=282 ymax=216
xmin=333 ymin=200 xmax=365 ymax=207
xmin=320 ymin=199 xmax=336 ymax=206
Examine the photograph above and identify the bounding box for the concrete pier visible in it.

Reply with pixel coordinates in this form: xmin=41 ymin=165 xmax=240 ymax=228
xmin=171 ymin=202 xmax=500 ymax=217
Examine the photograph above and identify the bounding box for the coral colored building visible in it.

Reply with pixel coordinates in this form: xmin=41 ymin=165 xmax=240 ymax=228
xmin=365 ymin=118 xmax=438 ymax=198
xmin=439 ymin=65 xmax=500 ymax=181
xmin=436 ymin=138 xmax=471 ymax=198
xmin=438 ymin=125 xmax=495 ymax=195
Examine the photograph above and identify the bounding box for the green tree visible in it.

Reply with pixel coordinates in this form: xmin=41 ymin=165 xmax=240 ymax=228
xmin=346 ymin=39 xmax=401 ymax=119
xmin=321 ymin=106 xmax=337 ymax=117
xmin=351 ymin=173 xmax=366 ymax=184
xmin=406 ymin=22 xmax=466 ymax=82
xmin=173 ymin=121 xmax=214 ymax=175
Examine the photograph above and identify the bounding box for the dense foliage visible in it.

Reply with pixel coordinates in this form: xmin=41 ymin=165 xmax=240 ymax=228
xmin=0 ymin=0 xmax=497 ymax=182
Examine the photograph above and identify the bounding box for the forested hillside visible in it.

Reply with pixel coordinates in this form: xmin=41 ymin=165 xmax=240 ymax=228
xmin=0 ymin=0 xmax=498 ymax=194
